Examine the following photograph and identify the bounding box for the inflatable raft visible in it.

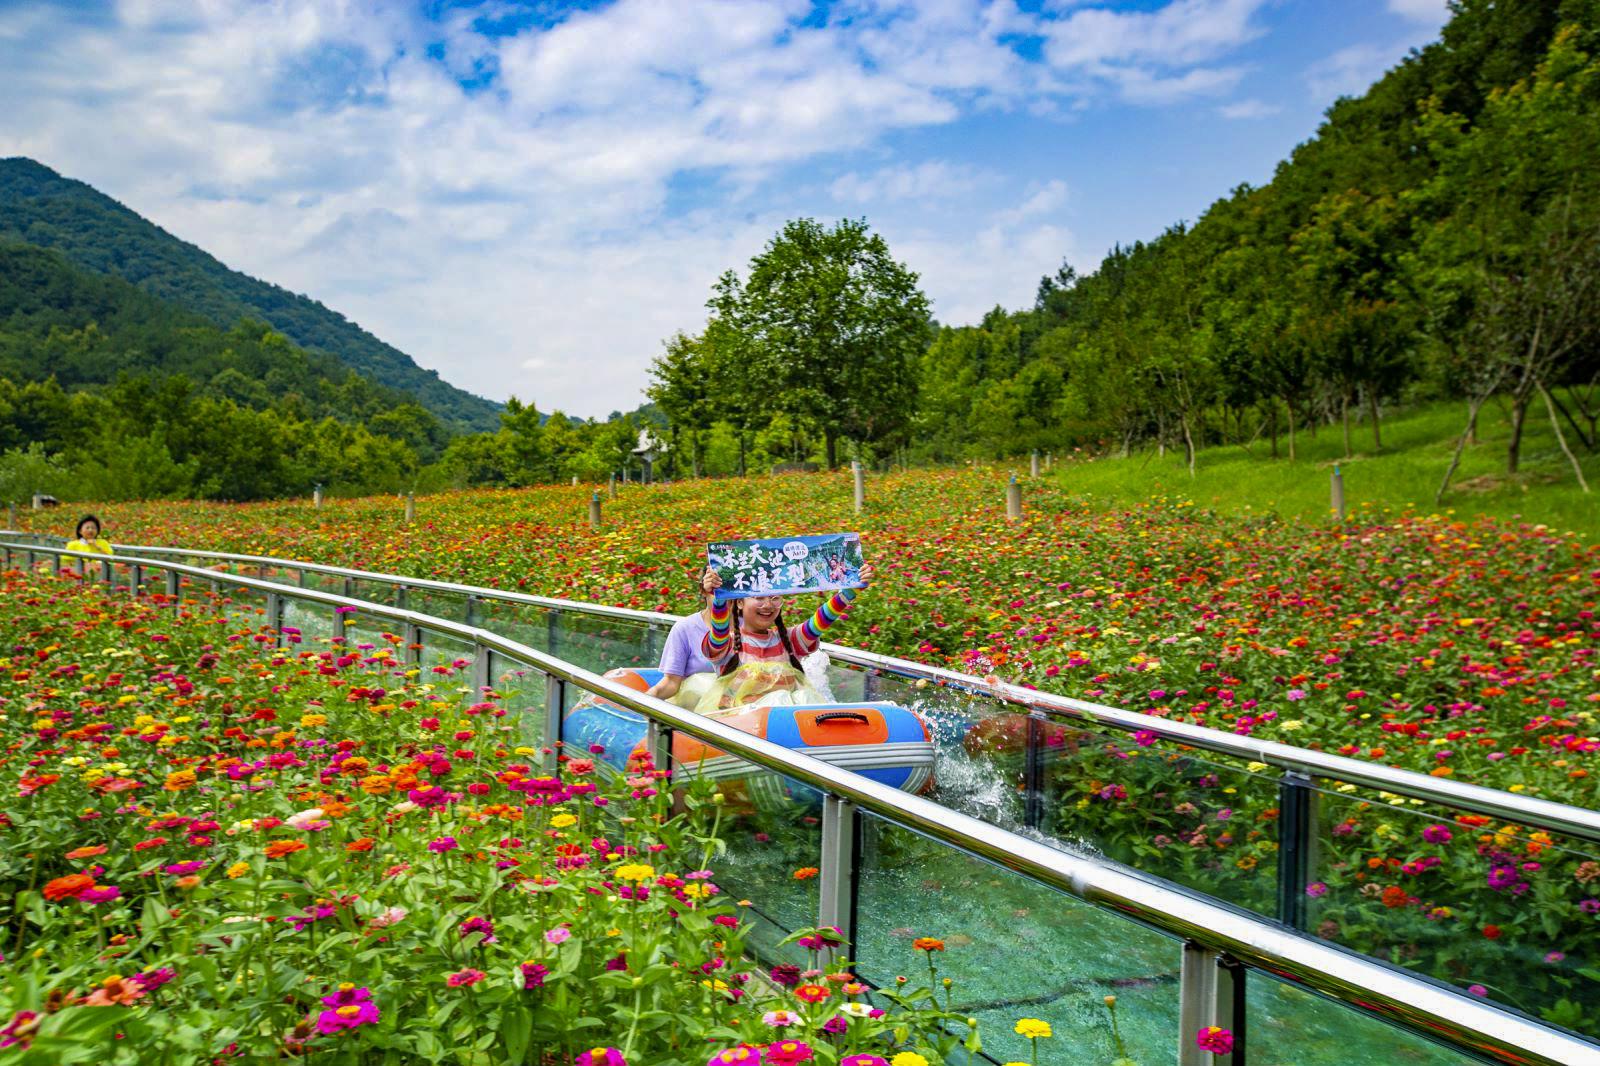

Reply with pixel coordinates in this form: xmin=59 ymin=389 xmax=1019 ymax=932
xmin=564 ymin=668 xmax=935 ymax=808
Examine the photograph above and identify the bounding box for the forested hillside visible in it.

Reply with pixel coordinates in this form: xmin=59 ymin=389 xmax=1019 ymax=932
xmin=650 ymin=0 xmax=1600 ymax=495
xmin=0 ymin=157 xmax=498 ymax=433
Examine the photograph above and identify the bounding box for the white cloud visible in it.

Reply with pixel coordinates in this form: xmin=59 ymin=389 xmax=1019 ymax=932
xmin=1218 ymin=97 xmax=1281 ymax=119
xmin=1387 ymin=0 xmax=1448 ymax=23
xmin=830 ymin=162 xmax=988 ymax=204
xmin=0 ymin=0 xmax=1286 ymax=416
xmin=1305 ymin=42 xmax=1402 ymax=102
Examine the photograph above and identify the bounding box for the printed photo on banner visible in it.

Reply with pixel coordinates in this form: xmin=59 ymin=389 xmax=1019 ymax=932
xmin=706 ymin=533 xmax=865 ymax=600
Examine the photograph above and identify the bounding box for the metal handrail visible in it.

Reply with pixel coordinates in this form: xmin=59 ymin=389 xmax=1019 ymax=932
xmin=7 ymin=542 xmax=1598 ymax=1065
xmin=29 ymin=535 xmax=1599 ymax=848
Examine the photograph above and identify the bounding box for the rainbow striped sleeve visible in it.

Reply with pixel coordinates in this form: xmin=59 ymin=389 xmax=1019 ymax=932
xmin=703 ymin=598 xmax=735 ymax=662
xmin=798 ymin=587 xmax=858 ymax=648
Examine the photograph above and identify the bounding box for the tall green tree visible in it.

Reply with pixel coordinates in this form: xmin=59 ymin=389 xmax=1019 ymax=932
xmin=711 ymin=218 xmax=930 ymax=468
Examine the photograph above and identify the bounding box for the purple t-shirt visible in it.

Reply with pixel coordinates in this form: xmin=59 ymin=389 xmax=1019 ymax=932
xmin=659 ymin=612 xmax=714 ymax=678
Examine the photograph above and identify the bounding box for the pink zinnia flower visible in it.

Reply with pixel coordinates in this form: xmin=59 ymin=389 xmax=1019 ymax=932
xmin=519 ymin=962 xmax=549 ymax=989
xmin=545 ymin=926 xmax=571 ymax=945
xmin=841 ymin=1057 xmax=889 ymax=1066
xmin=1196 ymin=1027 xmax=1234 ymax=1054
xmin=446 ymin=969 xmax=485 ymax=987
xmin=427 ymin=836 xmax=458 ymax=854
xmin=575 ymin=1049 xmax=626 ymax=1066
xmin=707 ymin=1047 xmax=763 ymax=1066
xmin=761 ymin=1009 xmax=799 ymax=1028
xmin=316 ymin=985 xmax=380 ymax=1034
xmin=764 ymin=1042 xmax=814 ymax=1065
xmin=78 ymin=886 xmax=122 ymax=904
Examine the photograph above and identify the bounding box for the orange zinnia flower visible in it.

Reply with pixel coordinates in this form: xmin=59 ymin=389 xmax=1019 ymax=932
xmin=265 ymin=840 xmax=308 ymax=860
xmin=792 ymin=867 xmax=819 ymax=880
xmin=65 ymin=845 xmax=108 ymax=861
xmin=794 ymin=983 xmax=830 ymax=1003
xmin=42 ymin=874 xmax=97 ymax=901
xmin=345 ymin=837 xmax=375 ymax=853
xmin=913 ymin=937 xmax=945 ymax=952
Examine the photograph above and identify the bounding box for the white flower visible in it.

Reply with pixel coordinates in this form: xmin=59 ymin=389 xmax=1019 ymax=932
xmin=839 ymin=1003 xmax=874 ymax=1018
xmin=286 ymin=807 xmax=325 ymax=830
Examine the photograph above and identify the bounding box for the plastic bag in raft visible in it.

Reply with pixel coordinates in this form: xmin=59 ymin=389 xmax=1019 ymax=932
xmin=694 ymin=661 xmax=820 ymax=713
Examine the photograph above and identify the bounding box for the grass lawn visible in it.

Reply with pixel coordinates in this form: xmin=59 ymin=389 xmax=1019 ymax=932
xmin=1049 ymin=393 xmax=1600 ymax=541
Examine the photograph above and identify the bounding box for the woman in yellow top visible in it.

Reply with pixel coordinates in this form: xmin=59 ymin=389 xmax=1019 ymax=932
xmin=66 ymin=514 xmax=113 ymax=555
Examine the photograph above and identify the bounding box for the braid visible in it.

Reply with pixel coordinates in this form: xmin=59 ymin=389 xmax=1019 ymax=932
xmin=775 ymin=614 xmax=803 ymax=672
xmin=719 ymin=606 xmax=743 ymax=677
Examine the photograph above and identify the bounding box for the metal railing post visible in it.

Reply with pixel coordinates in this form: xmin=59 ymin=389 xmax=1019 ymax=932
xmin=395 ymin=585 xmax=408 ymax=611
xmin=471 ymin=640 xmax=490 ymax=695
xmin=266 ymin=592 xmax=283 ymax=647
xmin=818 ymin=794 xmax=859 ymax=961
xmin=466 ymin=594 xmax=479 ymax=628
xmin=403 ymin=622 xmax=422 ymax=666
xmin=164 ymin=569 xmax=179 ymax=600
xmin=333 ymin=607 xmax=347 ymax=643
xmin=1276 ymin=771 xmax=1317 ymax=931
xmin=644 ymin=722 xmax=672 ymax=771
xmin=1024 ymin=714 xmax=1045 ymax=829
xmin=130 ymin=564 xmax=142 ymax=596
xmin=546 ymin=610 xmax=559 ymax=655
xmin=1180 ymin=942 xmax=1243 ymax=1066
xmin=543 ymin=672 xmax=565 ymax=771
xmin=342 ymin=576 xmax=354 ymax=599
xmin=100 ymin=559 xmax=112 ymax=584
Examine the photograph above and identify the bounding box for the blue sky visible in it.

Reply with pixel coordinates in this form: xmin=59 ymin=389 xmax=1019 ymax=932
xmin=0 ymin=0 xmax=1448 ymax=417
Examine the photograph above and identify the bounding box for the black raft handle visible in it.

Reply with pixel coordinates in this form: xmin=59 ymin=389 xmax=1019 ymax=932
xmin=814 ymin=711 xmax=871 ymax=725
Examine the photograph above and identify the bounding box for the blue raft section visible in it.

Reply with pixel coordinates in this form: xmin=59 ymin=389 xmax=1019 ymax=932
xmin=563 ymin=668 xmax=936 ymax=808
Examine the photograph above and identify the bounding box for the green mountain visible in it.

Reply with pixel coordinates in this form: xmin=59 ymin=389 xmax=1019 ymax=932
xmin=0 ymin=157 xmax=498 ymax=432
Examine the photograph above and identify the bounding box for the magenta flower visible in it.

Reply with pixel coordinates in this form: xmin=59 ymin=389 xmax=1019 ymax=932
xmin=707 ymin=1047 xmax=764 ymax=1066
xmin=820 ymin=1016 xmax=848 ymax=1035
xmin=1422 ymin=825 xmax=1452 ymax=844
xmin=460 ymin=916 xmax=496 ymax=943
xmin=1305 ymin=882 xmax=1328 ymax=898
xmin=520 ymin=962 xmax=549 ymax=989
xmin=841 ymin=1057 xmax=890 ymax=1066
xmin=315 ymin=985 xmax=380 ymax=1035
xmin=763 ymin=1041 xmax=815 ymax=1065
xmin=575 ymin=1049 xmax=626 ymax=1066
xmin=427 ymin=836 xmax=458 ymax=854
xmin=446 ymin=968 xmax=485 ymax=987
xmin=78 ymin=886 xmax=122 ymax=904
xmin=1196 ymin=1027 xmax=1234 ymax=1054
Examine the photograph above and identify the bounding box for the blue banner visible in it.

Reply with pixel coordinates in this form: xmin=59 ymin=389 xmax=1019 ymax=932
xmin=706 ymin=533 xmax=865 ymax=600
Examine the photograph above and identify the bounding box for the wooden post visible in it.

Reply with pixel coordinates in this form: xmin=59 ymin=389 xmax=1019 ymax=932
xmin=1006 ymin=475 xmax=1022 ymax=520
xmin=1030 ymin=450 xmax=1040 ymax=478
xmin=571 ymin=476 xmax=578 ymax=487
xmin=1045 ymin=452 xmax=1053 ymax=471
xmin=313 ymin=484 xmax=324 ymax=509
xmin=608 ymin=473 xmax=616 ymax=499
xmin=589 ymin=492 xmax=602 ymax=530
xmin=1330 ymin=465 xmax=1345 ymax=524
xmin=852 ymin=460 xmax=864 ymax=514
xmin=404 ymin=493 xmax=415 ymax=524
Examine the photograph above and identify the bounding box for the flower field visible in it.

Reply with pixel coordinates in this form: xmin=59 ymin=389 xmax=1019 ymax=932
xmin=75 ymin=466 xmax=1600 ymax=802
xmin=17 ymin=464 xmax=1600 ymax=1037
xmin=0 ymin=568 xmax=986 ymax=1064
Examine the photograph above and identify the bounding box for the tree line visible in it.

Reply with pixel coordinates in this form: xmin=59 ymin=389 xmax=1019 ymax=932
xmin=647 ymin=1 xmax=1600 ymax=497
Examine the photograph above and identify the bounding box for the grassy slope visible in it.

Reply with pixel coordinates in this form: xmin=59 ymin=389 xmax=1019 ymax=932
xmin=1050 ymin=395 xmax=1600 ymax=542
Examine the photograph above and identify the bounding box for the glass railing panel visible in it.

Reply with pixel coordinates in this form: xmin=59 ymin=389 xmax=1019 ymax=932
xmin=418 ymin=628 xmax=479 ymax=690
xmin=1307 ymin=781 xmax=1600 ymax=1036
xmin=408 ymin=588 xmax=472 ymax=627
xmin=855 ymin=812 xmax=1183 ymax=1065
xmin=682 ymin=747 xmax=823 ymax=967
xmin=1246 ymin=969 xmax=1479 ymax=1066
xmin=484 ymin=649 xmax=549 ymax=751
xmin=545 ymin=609 xmax=659 ymax=675
xmin=474 ymin=597 xmax=552 ymax=651
xmin=280 ymin=596 xmax=335 ymax=647
xmin=1039 ymin=731 xmax=1284 ymax=917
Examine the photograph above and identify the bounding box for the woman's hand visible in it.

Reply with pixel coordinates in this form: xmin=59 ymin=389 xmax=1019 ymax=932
xmin=859 ymin=563 xmax=874 ymax=587
xmin=701 ymin=569 xmax=723 ymax=596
